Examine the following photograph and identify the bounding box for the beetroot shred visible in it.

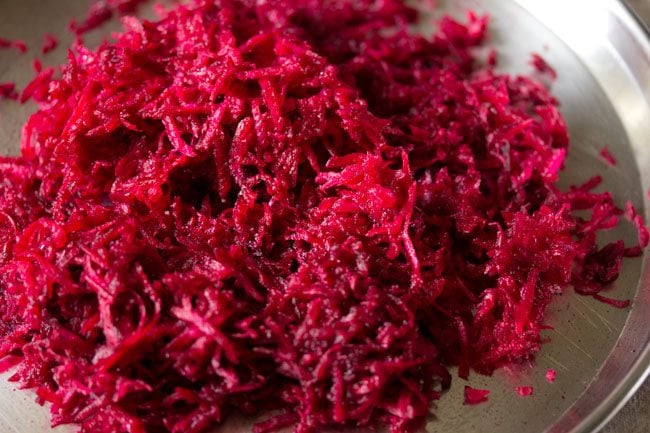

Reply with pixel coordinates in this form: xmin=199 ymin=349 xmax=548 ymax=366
xmin=0 ymin=1 xmax=645 ymax=433
xmin=463 ymin=386 xmax=490 ymax=405
xmin=0 ymin=37 xmax=27 ymax=53
xmin=0 ymin=83 xmax=19 ymax=100
xmin=41 ymin=34 xmax=59 ymax=55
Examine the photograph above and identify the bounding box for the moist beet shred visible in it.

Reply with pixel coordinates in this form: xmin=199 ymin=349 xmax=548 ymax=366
xmin=0 ymin=1 xmax=644 ymax=433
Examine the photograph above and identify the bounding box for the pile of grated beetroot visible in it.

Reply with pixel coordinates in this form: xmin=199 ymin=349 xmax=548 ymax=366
xmin=0 ymin=1 xmax=646 ymax=433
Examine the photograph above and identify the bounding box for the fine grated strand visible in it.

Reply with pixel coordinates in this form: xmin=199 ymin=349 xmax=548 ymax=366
xmin=0 ymin=1 xmax=645 ymax=433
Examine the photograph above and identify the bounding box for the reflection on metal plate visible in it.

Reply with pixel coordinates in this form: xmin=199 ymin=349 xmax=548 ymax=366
xmin=0 ymin=0 xmax=648 ymax=432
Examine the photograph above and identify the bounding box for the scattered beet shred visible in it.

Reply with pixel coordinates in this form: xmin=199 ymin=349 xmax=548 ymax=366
xmin=546 ymin=368 xmax=557 ymax=383
xmin=463 ymin=386 xmax=490 ymax=405
xmin=0 ymin=1 xmax=646 ymax=433
xmin=0 ymin=83 xmax=19 ymax=101
xmin=69 ymin=0 xmax=152 ymax=35
xmin=41 ymin=34 xmax=59 ymax=55
xmin=530 ymin=53 xmax=558 ymax=80
xmin=0 ymin=37 xmax=27 ymax=53
xmin=516 ymin=386 xmax=534 ymax=397
xmin=599 ymin=146 xmax=617 ymax=167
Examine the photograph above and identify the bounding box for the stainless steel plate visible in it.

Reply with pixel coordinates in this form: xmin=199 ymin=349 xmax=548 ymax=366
xmin=0 ymin=0 xmax=649 ymax=432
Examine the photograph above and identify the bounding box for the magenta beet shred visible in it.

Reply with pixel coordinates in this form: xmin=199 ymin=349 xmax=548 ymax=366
xmin=0 ymin=1 xmax=646 ymax=432
xmin=41 ymin=34 xmax=59 ymax=55
xmin=0 ymin=37 xmax=28 ymax=53
xmin=69 ymin=0 xmax=151 ymax=35
xmin=599 ymin=146 xmax=618 ymax=167
xmin=463 ymin=386 xmax=490 ymax=405
xmin=545 ymin=368 xmax=557 ymax=383
xmin=0 ymin=83 xmax=19 ymax=100
xmin=530 ymin=53 xmax=558 ymax=80
xmin=515 ymin=386 xmax=534 ymax=397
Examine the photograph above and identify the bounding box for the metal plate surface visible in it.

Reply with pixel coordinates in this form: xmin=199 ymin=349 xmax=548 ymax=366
xmin=0 ymin=0 xmax=649 ymax=432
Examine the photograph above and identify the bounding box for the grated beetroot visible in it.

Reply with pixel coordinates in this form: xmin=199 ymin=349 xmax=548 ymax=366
xmin=531 ymin=53 xmax=557 ymax=80
xmin=516 ymin=386 xmax=534 ymax=397
xmin=0 ymin=1 xmax=646 ymax=433
xmin=546 ymin=368 xmax=557 ymax=383
xmin=0 ymin=83 xmax=19 ymax=100
xmin=464 ymin=386 xmax=490 ymax=405
xmin=69 ymin=0 xmax=151 ymax=35
xmin=41 ymin=34 xmax=59 ymax=55
xmin=0 ymin=37 xmax=27 ymax=53
xmin=599 ymin=146 xmax=617 ymax=166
